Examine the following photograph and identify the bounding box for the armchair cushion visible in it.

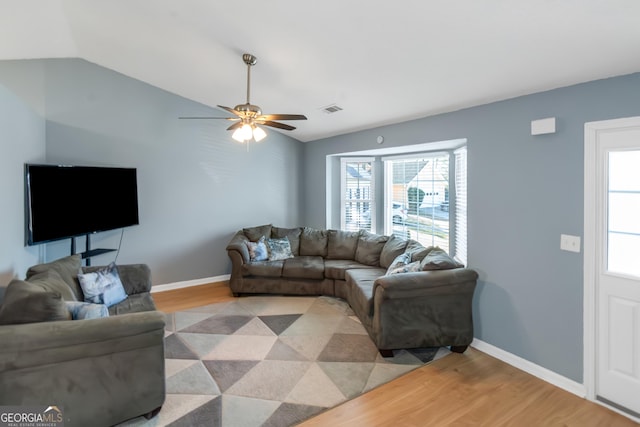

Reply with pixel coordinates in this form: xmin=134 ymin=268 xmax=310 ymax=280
xmin=26 ymin=254 xmax=83 ymax=300
xmin=0 ymin=279 xmax=71 ymax=325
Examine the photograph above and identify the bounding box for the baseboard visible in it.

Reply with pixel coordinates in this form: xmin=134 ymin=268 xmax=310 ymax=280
xmin=151 ymin=274 xmax=230 ymax=293
xmin=471 ymin=338 xmax=587 ymax=398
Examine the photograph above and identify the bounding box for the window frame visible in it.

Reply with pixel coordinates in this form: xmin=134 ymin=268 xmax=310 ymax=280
xmin=340 ymin=157 xmax=376 ymax=232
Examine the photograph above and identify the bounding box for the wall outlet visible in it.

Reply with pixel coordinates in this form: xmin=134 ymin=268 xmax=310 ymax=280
xmin=560 ymin=234 xmax=581 ymax=253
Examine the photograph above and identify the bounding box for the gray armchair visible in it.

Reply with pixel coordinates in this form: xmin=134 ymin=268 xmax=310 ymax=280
xmin=0 ymin=255 xmax=165 ymax=427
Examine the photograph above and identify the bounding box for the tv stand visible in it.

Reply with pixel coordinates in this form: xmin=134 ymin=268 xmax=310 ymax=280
xmin=70 ymin=233 xmax=116 ymax=266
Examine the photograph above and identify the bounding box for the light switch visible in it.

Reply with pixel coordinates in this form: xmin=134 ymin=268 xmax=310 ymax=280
xmin=560 ymin=234 xmax=581 ymax=253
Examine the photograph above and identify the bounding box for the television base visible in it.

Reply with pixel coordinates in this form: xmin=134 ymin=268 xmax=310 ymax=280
xmin=71 ymin=233 xmax=116 ymax=266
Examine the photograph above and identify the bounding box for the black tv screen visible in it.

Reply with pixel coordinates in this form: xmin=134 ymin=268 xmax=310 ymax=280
xmin=25 ymin=164 xmax=139 ymax=245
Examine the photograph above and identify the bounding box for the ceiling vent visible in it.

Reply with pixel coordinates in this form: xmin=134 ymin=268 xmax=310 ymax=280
xmin=321 ymin=104 xmax=343 ymax=114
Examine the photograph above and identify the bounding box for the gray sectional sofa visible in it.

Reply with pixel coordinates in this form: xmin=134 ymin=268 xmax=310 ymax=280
xmin=0 ymin=254 xmax=165 ymax=427
xmin=227 ymin=224 xmax=478 ymax=355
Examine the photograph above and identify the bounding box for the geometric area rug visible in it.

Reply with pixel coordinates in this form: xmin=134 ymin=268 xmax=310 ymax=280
xmin=119 ymin=295 xmax=449 ymax=427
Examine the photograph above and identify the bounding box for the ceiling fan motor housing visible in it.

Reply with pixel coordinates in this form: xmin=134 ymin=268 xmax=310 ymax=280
xmin=234 ymin=103 xmax=262 ymax=117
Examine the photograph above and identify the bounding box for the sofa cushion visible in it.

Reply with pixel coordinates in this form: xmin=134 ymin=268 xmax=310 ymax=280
xmin=0 ymin=279 xmax=71 ymax=325
xmin=405 ymin=240 xmax=434 ymax=262
xmin=379 ymin=235 xmax=409 ymax=268
xmin=299 ymin=227 xmax=328 ymax=257
xmin=355 ymin=232 xmax=389 ymax=266
xmin=26 ymin=254 xmax=83 ymax=300
xmin=271 ymin=227 xmax=302 ymax=256
xmin=282 ymin=256 xmax=325 ymax=279
xmin=77 ymin=262 xmax=128 ymax=307
xmin=243 ymin=224 xmax=272 ymax=242
xmin=246 ymin=236 xmax=269 ymax=261
xmin=420 ymin=247 xmax=462 ymax=270
xmin=326 ymin=230 xmax=360 ymax=260
xmin=266 ymin=237 xmax=294 ymax=261
xmin=345 ymin=268 xmax=387 ymax=318
xmin=242 ymin=260 xmax=284 ymax=277
xmin=324 ymin=259 xmax=377 ymax=280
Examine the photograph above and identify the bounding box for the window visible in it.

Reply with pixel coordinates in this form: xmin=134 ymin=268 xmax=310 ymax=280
xmin=454 ymin=146 xmax=467 ymax=264
xmin=341 ymin=158 xmax=375 ymax=232
xmin=383 ymin=153 xmax=450 ymax=251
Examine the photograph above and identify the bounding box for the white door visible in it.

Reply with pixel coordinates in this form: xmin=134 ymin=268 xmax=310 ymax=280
xmin=587 ymin=118 xmax=640 ymax=417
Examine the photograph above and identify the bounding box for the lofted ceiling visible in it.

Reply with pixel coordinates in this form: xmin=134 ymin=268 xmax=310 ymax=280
xmin=2 ymin=0 xmax=640 ymax=142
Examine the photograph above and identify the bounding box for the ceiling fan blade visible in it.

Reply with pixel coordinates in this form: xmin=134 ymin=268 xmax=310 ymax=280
xmin=178 ymin=116 xmax=238 ymax=120
xmin=227 ymin=122 xmax=243 ymax=131
xmin=217 ymin=105 xmax=242 ymax=117
xmin=259 ymin=114 xmax=307 ymax=121
xmin=261 ymin=121 xmax=296 ymax=131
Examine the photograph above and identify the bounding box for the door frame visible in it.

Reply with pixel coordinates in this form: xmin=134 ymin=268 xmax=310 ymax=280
xmin=583 ymin=116 xmax=640 ymax=412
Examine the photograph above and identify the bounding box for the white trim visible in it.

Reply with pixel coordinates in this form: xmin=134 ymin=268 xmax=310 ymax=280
xmin=583 ymin=116 xmax=640 ymax=403
xmin=381 ymin=150 xmax=450 ymax=162
xmin=151 ymin=274 xmax=230 ymax=293
xmin=471 ymin=338 xmax=587 ymax=398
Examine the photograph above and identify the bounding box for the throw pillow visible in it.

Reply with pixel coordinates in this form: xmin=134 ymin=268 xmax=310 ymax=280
xmin=0 ymin=279 xmax=71 ymax=325
xmin=420 ymin=247 xmax=462 ymax=271
xmin=77 ymin=262 xmax=128 ymax=307
xmin=385 ymin=252 xmax=412 ymax=275
xmin=387 ymin=260 xmax=422 ymax=275
xmin=266 ymin=237 xmax=294 ymax=261
xmin=245 ymin=236 xmax=269 ymax=262
xmin=405 ymin=240 xmax=435 ymax=262
xmin=65 ymin=301 xmax=110 ymax=320
xmin=271 ymin=227 xmax=302 ymax=256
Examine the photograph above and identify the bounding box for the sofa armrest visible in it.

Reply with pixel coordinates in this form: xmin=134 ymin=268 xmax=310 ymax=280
xmin=82 ymin=263 xmax=152 ymax=295
xmin=226 ymin=232 xmax=250 ymax=264
xmin=0 ymin=311 xmax=165 ymax=371
xmin=373 ymin=268 xmax=478 ymax=299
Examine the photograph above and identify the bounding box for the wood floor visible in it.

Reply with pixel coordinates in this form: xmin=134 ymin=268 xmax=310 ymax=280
xmin=153 ymin=283 xmax=638 ymax=427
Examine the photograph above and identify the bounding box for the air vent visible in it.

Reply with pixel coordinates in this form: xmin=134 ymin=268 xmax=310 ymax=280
xmin=321 ymin=104 xmax=343 ymax=114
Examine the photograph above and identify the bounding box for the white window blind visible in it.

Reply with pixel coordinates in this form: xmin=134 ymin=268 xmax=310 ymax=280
xmin=454 ymin=146 xmax=468 ymax=265
xmin=340 ymin=158 xmax=375 ymax=232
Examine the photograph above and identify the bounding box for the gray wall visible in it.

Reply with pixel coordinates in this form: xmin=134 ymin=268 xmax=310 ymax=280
xmin=303 ymin=72 xmax=640 ymax=383
xmin=0 ymin=58 xmax=304 ymax=286
xmin=0 ymin=61 xmax=47 ymax=295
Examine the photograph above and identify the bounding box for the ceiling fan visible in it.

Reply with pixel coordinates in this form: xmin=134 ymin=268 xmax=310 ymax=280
xmin=179 ymin=53 xmax=307 ymax=143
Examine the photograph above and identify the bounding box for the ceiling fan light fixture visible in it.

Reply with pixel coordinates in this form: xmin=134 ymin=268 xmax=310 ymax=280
xmin=232 ymin=123 xmax=252 ymax=143
xmin=253 ymin=125 xmax=267 ymax=142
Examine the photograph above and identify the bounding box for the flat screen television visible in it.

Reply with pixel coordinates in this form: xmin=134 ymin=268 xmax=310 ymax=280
xmin=25 ymin=164 xmax=139 ymax=245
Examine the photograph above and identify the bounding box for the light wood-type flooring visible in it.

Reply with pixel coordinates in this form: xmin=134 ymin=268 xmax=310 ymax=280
xmin=153 ymin=282 xmax=638 ymax=426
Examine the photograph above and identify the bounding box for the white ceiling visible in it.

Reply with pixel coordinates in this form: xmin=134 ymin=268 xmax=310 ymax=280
xmin=2 ymin=0 xmax=640 ymax=142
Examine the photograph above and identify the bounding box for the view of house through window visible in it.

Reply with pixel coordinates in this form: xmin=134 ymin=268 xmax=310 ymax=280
xmin=339 ymin=147 xmax=466 ymax=263
xmin=384 ymin=154 xmax=450 ymax=252
xmin=341 ymin=158 xmax=375 ymax=232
